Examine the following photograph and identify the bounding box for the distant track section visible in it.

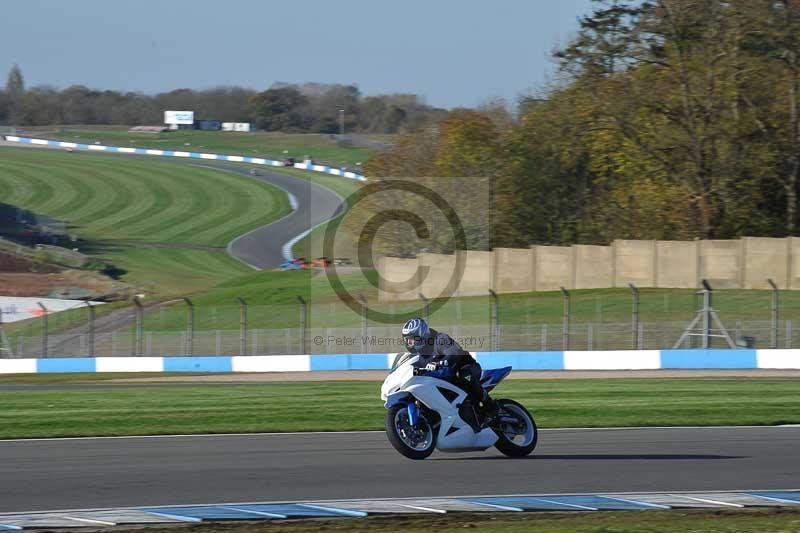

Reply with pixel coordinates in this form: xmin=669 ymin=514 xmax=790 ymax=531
xmin=2 ymin=135 xmax=366 ymax=181
xmin=191 ymin=162 xmax=345 ymax=269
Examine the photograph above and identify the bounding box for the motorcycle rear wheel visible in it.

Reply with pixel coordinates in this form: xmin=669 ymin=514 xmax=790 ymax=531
xmin=492 ymin=399 xmax=538 ymax=457
xmin=385 ymin=404 xmax=436 ymax=460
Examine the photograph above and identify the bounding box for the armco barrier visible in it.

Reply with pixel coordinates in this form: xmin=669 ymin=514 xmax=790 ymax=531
xmin=1 ymin=349 xmax=799 ymax=374
xmin=2 ymin=136 xmax=366 ymax=181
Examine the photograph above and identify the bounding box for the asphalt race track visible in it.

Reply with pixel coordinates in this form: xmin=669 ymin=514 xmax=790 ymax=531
xmin=191 ymin=162 xmax=346 ymax=269
xmin=1 ymin=426 xmax=798 ymax=513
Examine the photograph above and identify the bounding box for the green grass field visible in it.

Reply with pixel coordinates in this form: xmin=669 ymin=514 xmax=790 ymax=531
xmin=32 ymin=127 xmax=375 ymax=167
xmin=0 ymin=377 xmax=797 ymax=438
xmin=0 ymin=147 xmax=293 ymax=296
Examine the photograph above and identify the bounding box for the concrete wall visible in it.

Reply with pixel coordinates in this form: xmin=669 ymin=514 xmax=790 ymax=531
xmin=533 ymin=245 xmax=572 ymax=291
xmin=377 ymin=237 xmax=799 ymax=302
xmin=494 ymin=248 xmax=534 ymax=293
xmin=790 ymin=238 xmax=800 ymax=290
xmin=742 ymin=237 xmax=789 ymax=290
xmin=418 ymin=253 xmax=458 ymax=300
xmin=655 ymin=241 xmax=698 ymax=288
xmin=378 ymin=256 xmax=420 ymax=301
xmin=573 ymin=245 xmax=613 ymax=289
xmin=614 ymin=240 xmax=657 ymax=287
xmin=454 ymin=250 xmax=493 ymax=296
xmin=700 ymin=240 xmax=741 ymax=289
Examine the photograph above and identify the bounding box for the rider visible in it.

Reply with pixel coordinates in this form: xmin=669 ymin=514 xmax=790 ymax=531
xmin=401 ymin=317 xmax=495 ymax=423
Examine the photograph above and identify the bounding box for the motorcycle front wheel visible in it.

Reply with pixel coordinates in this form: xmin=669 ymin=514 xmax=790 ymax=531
xmin=385 ymin=404 xmax=436 ymax=460
xmin=492 ymin=399 xmax=538 ymax=457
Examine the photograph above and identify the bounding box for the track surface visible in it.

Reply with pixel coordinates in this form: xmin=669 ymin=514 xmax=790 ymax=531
xmin=189 ymin=162 xmax=345 ymax=269
xmin=1 ymin=427 xmax=797 ymax=513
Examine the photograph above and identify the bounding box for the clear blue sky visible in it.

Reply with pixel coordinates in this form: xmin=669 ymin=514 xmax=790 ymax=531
xmin=1 ymin=0 xmax=594 ymax=108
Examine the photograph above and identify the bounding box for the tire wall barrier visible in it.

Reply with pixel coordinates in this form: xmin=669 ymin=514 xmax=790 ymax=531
xmin=1 ymin=349 xmax=798 ymax=373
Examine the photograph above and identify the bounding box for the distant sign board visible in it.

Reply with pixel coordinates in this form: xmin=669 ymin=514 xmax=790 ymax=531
xmin=222 ymin=122 xmax=254 ymax=132
xmin=164 ymin=110 xmax=195 ymax=125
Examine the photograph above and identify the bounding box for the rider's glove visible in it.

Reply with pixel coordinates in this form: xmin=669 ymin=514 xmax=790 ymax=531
xmin=424 ymin=360 xmax=448 ymax=372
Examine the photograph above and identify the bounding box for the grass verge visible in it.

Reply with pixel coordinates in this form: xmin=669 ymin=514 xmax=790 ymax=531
xmin=0 ymin=147 xmax=289 ymax=296
xmin=77 ymin=509 xmax=800 ymax=533
xmin=1 ymin=378 xmax=798 ymax=439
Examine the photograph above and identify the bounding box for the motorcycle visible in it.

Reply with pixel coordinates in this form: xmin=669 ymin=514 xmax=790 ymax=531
xmin=380 ymin=352 xmax=538 ymax=460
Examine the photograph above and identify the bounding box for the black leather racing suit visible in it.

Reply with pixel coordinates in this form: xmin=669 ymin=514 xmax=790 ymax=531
xmin=416 ymin=329 xmax=485 ymax=406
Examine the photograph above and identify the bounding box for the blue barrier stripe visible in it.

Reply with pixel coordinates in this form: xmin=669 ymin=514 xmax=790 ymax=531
xmin=18 ymin=349 xmax=789 ymax=374
xmin=660 ymin=349 xmax=757 ymax=369
xmin=309 ymin=354 xmax=388 ymax=371
xmin=163 ymin=356 xmax=232 ymax=372
xmin=477 ymin=351 xmax=564 ymax=370
xmin=37 ymin=358 xmax=96 ymax=373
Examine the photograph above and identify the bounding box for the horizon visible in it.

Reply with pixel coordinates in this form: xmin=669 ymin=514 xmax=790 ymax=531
xmin=0 ymin=0 xmax=594 ymax=108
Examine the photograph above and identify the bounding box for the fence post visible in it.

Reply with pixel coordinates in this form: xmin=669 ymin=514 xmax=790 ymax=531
xmin=85 ymin=301 xmax=95 ymax=357
xmin=786 ymin=320 xmax=792 ymax=349
xmin=488 ymin=289 xmax=499 ymax=352
xmin=237 ymin=297 xmax=248 ymax=356
xmin=297 ymin=296 xmax=308 ymax=354
xmin=560 ymin=287 xmax=570 ymax=350
xmin=629 ymin=283 xmax=640 ymax=349
xmin=358 ymin=294 xmax=368 ymax=354
xmin=38 ymin=302 xmax=48 ymax=358
xmin=419 ymin=292 xmax=430 ymax=322
xmin=0 ymin=308 xmax=9 ymax=357
xmin=133 ymin=297 xmax=143 ymax=356
xmin=183 ymin=297 xmax=194 ymax=355
xmin=541 ymin=323 xmax=548 ymax=351
xmin=768 ymin=279 xmax=779 ymax=349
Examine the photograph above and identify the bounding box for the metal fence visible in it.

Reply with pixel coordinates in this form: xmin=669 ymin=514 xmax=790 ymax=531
xmin=2 ymin=282 xmax=798 ymax=358
xmin=4 ymin=319 xmax=800 ymax=359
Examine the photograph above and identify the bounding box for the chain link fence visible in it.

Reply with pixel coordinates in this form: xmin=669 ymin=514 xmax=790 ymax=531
xmin=3 ymin=285 xmax=798 ymax=358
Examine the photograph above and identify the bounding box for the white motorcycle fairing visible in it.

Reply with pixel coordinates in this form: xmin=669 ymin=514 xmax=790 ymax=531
xmin=381 ymin=355 xmax=498 ymax=451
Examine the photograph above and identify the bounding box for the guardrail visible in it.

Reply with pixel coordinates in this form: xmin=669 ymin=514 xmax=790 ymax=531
xmin=1 ymin=349 xmax=798 ymax=373
xmin=2 ymin=135 xmax=367 ymax=181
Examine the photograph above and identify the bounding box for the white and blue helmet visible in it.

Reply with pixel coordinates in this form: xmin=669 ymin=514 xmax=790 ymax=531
xmin=402 ymin=317 xmax=430 ymax=353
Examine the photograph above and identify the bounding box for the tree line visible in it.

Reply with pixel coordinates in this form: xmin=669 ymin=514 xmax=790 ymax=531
xmin=365 ymin=0 xmax=800 ymax=249
xmin=0 ymin=67 xmax=446 ymax=134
